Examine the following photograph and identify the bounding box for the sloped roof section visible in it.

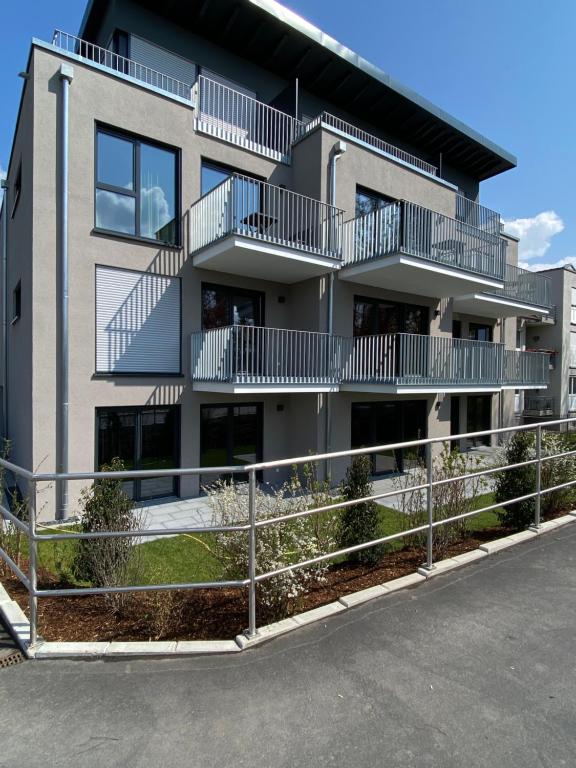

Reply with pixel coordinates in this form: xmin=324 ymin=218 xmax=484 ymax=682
xmin=80 ymin=0 xmax=516 ymax=180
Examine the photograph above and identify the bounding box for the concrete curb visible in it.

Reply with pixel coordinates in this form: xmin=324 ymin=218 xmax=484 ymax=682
xmin=2 ymin=512 xmax=575 ymax=660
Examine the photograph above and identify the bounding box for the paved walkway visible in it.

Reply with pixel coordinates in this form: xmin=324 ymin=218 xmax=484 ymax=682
xmin=1 ymin=524 xmax=575 ymax=767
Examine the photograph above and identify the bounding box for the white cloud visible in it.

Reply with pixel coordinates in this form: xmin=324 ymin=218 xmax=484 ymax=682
xmin=503 ymin=210 xmax=564 ymax=261
xmin=520 ymin=256 xmax=576 ymax=273
xmin=0 ymin=165 xmax=6 ymax=182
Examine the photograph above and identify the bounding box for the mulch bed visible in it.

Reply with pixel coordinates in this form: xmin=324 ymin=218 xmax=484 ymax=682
xmin=0 ymin=522 xmax=523 ymax=643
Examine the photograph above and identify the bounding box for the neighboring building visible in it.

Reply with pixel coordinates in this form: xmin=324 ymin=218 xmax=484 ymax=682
xmin=0 ymin=0 xmax=552 ymax=520
xmin=520 ymin=265 xmax=576 ymax=427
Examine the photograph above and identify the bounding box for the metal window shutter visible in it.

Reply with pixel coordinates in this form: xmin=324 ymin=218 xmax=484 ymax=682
xmin=129 ymin=35 xmax=196 ymax=86
xmin=96 ymin=266 xmax=181 ymax=374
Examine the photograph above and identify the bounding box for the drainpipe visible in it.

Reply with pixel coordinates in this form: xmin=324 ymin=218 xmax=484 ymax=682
xmin=325 ymin=141 xmax=346 ymax=481
xmin=56 ymin=63 xmax=73 ymax=521
xmin=1 ymin=179 xmax=8 ymax=440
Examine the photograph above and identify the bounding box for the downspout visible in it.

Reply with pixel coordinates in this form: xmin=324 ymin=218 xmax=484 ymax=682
xmin=325 ymin=141 xmax=346 ymax=480
xmin=56 ymin=64 xmax=73 ymax=520
xmin=1 ymin=179 xmax=8 ymax=439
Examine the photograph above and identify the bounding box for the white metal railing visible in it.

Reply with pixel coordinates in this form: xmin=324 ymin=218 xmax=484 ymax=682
xmin=524 ymin=396 xmax=555 ymax=415
xmin=189 ymin=174 xmax=343 ymax=259
xmin=341 ymin=334 xmax=506 ymax=387
xmin=2 ymin=416 xmax=576 ymax=647
xmin=191 ymin=326 xmax=341 ymax=385
xmin=51 ymin=30 xmax=192 ymax=100
xmin=195 ymin=75 xmax=302 ymax=163
xmin=455 ymin=195 xmax=501 ymax=235
xmin=342 ymin=201 xmax=507 ymax=281
xmin=300 ymin=113 xmax=438 ymax=176
xmin=486 ymin=262 xmax=552 ymax=309
xmin=504 ymin=349 xmax=550 ymax=387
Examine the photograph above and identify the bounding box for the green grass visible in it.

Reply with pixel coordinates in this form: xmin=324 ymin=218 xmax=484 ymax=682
xmin=12 ymin=491 xmax=504 ymax=587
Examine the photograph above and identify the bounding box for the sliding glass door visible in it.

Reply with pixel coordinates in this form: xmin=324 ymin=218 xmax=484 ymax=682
xmin=200 ymin=403 xmax=263 ymax=482
xmin=96 ymin=406 xmax=180 ymax=500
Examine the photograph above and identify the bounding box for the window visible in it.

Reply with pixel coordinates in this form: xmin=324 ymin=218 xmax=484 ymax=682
xmin=200 ymin=160 xmax=262 ymax=196
xmin=466 ymin=395 xmax=492 ymax=446
xmin=351 ymin=401 xmax=426 ymax=475
xmin=95 ymin=127 xmax=179 ymax=244
xmin=96 ymin=266 xmax=181 ymax=374
xmin=469 ymin=323 xmax=493 ymax=343
xmin=355 ymin=186 xmax=395 ymax=218
xmin=12 ymin=281 xmax=21 ymax=323
xmin=96 ymin=406 xmax=180 ymax=500
xmin=200 ymin=403 xmax=263 ymax=482
xmin=353 ymin=296 xmax=428 ymax=336
xmin=201 ymin=283 xmax=264 ymax=329
xmin=569 ymin=377 xmax=576 ymax=412
xmin=571 ymin=288 xmax=576 ymax=325
xmin=11 ymin=163 xmax=21 ymax=218
xmin=570 ymin=332 xmax=576 ymax=368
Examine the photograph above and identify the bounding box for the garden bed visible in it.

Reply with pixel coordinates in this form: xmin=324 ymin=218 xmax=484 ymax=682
xmin=2 ymin=519 xmax=513 ymax=642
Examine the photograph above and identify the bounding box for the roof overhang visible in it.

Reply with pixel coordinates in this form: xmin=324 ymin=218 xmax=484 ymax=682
xmin=80 ymin=0 xmax=516 ymax=181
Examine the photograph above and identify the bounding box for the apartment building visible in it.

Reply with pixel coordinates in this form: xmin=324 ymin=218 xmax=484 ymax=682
xmin=0 ymin=0 xmax=552 ymax=521
xmin=520 ymin=265 xmax=576 ymax=425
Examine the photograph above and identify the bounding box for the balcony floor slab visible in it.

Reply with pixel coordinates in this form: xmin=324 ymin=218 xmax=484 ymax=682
xmin=454 ymin=293 xmax=551 ymax=319
xmin=192 ymin=235 xmax=340 ymax=284
xmin=192 ymin=382 xmax=340 ymax=394
xmin=339 ymin=253 xmax=503 ymax=298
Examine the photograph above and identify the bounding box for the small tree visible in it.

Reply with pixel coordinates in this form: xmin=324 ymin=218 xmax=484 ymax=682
xmin=72 ymin=458 xmax=141 ymax=601
xmin=495 ymin=432 xmax=535 ymax=531
xmin=338 ymin=455 xmax=382 ymax=566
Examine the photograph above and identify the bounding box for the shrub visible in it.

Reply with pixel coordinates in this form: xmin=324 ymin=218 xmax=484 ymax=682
xmin=0 ymin=439 xmax=29 ymax=576
xmin=540 ymin=431 xmax=576 ymax=518
xmin=207 ymin=469 xmax=334 ymax=621
xmin=495 ymin=432 xmax=535 ymax=531
xmin=338 ymin=455 xmax=382 ymax=566
xmin=72 ymin=458 xmax=142 ymax=610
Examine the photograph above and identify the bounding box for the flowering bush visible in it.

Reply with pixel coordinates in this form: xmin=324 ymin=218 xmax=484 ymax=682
xmin=206 ymin=468 xmax=336 ymax=620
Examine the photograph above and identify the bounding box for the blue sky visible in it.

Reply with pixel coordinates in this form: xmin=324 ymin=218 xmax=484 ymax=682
xmin=1 ymin=0 xmax=573 ymax=270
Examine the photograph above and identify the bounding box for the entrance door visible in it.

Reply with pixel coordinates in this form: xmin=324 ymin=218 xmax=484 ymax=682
xmin=96 ymin=406 xmax=180 ymax=501
xmin=466 ymin=395 xmax=492 ymax=446
xmin=200 ymin=403 xmax=263 ymax=482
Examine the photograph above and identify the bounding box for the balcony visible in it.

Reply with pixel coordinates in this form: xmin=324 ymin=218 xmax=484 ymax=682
xmin=339 ymin=202 xmax=506 ymax=298
xmin=191 ymin=326 xmax=341 ymax=393
xmin=341 ymin=334 xmax=506 ymax=393
xmin=503 ymin=349 xmax=550 ymax=389
xmin=50 ymin=31 xmax=192 ymax=102
xmin=523 ymin=396 xmax=555 ymax=417
xmin=454 ymin=263 xmax=552 ymax=318
xmin=189 ymin=174 xmax=343 ymax=283
xmin=195 ymin=76 xmax=301 ymax=164
xmin=299 ymin=113 xmax=438 ymax=177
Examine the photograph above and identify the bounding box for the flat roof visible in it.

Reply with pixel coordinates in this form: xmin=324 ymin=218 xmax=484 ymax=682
xmin=80 ymin=0 xmax=517 ymax=181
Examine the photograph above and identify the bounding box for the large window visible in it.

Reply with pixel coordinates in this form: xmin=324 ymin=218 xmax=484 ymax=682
xmin=95 ymin=127 xmax=179 ymax=244
xmin=353 ymin=296 xmax=428 ymax=336
xmin=466 ymin=395 xmax=492 ymax=446
xmin=96 ymin=266 xmax=181 ymax=375
xmin=351 ymin=401 xmax=426 ymax=475
xmin=201 ymin=283 xmax=264 ymax=329
xmin=200 ymin=403 xmax=262 ymax=482
xmin=96 ymin=406 xmax=180 ymax=500
xmin=469 ymin=323 xmax=493 ymax=343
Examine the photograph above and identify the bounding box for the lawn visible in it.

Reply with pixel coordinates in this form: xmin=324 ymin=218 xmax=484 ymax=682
xmin=17 ymin=491 xmax=504 ymax=587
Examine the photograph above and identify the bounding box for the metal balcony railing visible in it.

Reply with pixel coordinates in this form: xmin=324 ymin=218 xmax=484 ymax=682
xmin=191 ymin=326 xmax=342 ymax=386
xmin=485 ymin=263 xmax=552 ymax=309
xmin=51 ymin=31 xmax=192 ymax=100
xmin=504 ymin=349 xmax=550 ymax=387
xmin=191 ymin=329 xmax=551 ymax=389
xmin=300 ymin=113 xmax=438 ymax=176
xmin=342 ymin=202 xmax=507 ymax=282
xmin=195 ymin=76 xmax=302 ymax=163
xmin=341 ymin=334 xmax=506 ymax=387
xmin=523 ymin=396 xmax=555 ymax=416
xmin=455 ymin=195 xmax=501 ymax=236
xmin=189 ymin=174 xmax=343 ymax=259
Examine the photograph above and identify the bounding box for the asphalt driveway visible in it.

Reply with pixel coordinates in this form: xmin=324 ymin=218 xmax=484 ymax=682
xmin=2 ymin=524 xmax=576 ymax=768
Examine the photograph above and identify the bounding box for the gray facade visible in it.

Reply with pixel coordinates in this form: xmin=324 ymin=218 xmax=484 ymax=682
xmin=0 ymin=0 xmax=551 ymax=520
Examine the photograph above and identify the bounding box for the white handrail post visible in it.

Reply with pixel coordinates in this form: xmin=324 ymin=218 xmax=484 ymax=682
xmin=530 ymin=425 xmax=542 ymax=532
xmin=247 ymin=467 xmax=258 ymax=638
xmin=28 ymin=478 xmax=38 ymax=647
xmin=423 ymin=442 xmax=435 ymax=571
